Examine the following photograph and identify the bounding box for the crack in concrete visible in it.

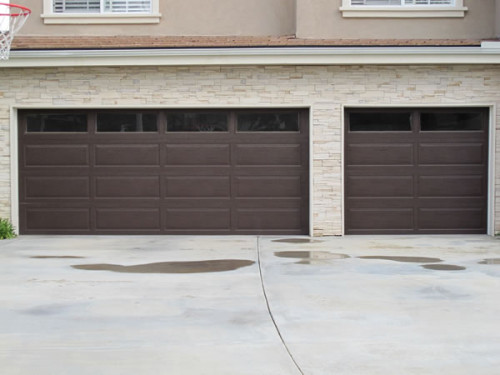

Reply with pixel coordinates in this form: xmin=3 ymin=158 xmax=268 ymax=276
xmin=256 ymin=236 xmax=304 ymax=375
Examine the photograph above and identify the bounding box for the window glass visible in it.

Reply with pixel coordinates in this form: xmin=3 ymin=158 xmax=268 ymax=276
xmin=97 ymin=113 xmax=157 ymax=132
xmin=421 ymin=112 xmax=483 ymax=131
xmin=237 ymin=113 xmax=299 ymax=132
xmin=26 ymin=114 xmax=87 ymax=132
xmin=349 ymin=112 xmax=412 ymax=131
xmin=53 ymin=0 xmax=151 ymax=13
xmin=166 ymin=113 xmax=228 ymax=132
xmin=350 ymin=0 xmax=453 ymax=5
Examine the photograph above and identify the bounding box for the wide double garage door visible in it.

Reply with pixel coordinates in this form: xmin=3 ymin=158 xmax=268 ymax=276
xmin=19 ymin=109 xmax=309 ymax=235
xmin=345 ymin=108 xmax=489 ymax=234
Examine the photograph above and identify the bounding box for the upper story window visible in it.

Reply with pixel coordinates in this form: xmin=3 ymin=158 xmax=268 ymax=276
xmin=53 ymin=0 xmax=152 ymax=14
xmin=341 ymin=0 xmax=467 ymax=17
xmin=42 ymin=0 xmax=161 ymax=24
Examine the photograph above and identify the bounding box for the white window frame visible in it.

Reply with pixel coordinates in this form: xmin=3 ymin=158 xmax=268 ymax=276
xmin=340 ymin=0 xmax=467 ymax=18
xmin=41 ymin=0 xmax=161 ymax=24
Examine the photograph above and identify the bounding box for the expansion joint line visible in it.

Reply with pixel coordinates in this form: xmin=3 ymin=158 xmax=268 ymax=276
xmin=256 ymin=236 xmax=304 ymax=375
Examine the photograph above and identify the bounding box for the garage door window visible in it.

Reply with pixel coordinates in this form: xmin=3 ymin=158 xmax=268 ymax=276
xmin=349 ymin=112 xmax=412 ymax=131
xmin=166 ymin=112 xmax=228 ymax=132
xmin=420 ymin=112 xmax=483 ymax=131
xmin=26 ymin=113 xmax=88 ymax=133
xmin=237 ymin=113 xmax=299 ymax=132
xmin=97 ymin=113 xmax=158 ymax=132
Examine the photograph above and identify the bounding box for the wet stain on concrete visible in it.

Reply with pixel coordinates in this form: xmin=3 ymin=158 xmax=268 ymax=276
xmin=72 ymin=259 xmax=255 ymax=274
xmin=272 ymin=239 xmax=322 ymax=244
xmin=421 ymin=264 xmax=466 ymax=271
xmin=275 ymin=251 xmax=350 ymax=260
xmin=359 ymin=256 xmax=443 ymax=263
xmin=478 ymin=258 xmax=500 ymax=265
xmin=31 ymin=256 xmax=85 ymax=259
xmin=21 ymin=304 xmax=67 ymax=316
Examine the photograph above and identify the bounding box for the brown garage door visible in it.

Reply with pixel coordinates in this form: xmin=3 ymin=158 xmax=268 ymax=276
xmin=18 ymin=109 xmax=309 ymax=235
xmin=345 ymin=108 xmax=488 ymax=234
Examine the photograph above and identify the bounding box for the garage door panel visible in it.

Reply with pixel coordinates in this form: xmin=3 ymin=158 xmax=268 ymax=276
xmin=347 ymin=144 xmax=414 ymax=166
xmin=236 ymin=145 xmax=301 ymax=166
xmin=25 ymin=176 xmax=89 ymax=198
xmin=95 ymin=145 xmax=160 ymax=166
xmin=25 ymin=208 xmax=90 ymax=231
xmin=347 ymin=176 xmax=413 ymax=198
xmin=236 ymin=209 xmax=302 ymax=230
xmin=418 ymin=143 xmax=485 ymax=165
xmin=419 ymin=176 xmax=485 ymax=197
xmin=165 ymin=176 xmax=230 ymax=198
xmin=165 ymin=209 xmax=230 ymax=231
xmin=24 ymin=145 xmax=89 ymax=167
xmin=347 ymin=209 xmax=414 ymax=231
xmin=418 ymin=208 xmax=485 ymax=231
xmin=96 ymin=208 xmax=161 ymax=230
xmin=165 ymin=144 xmax=230 ymax=166
xmin=235 ymin=176 xmax=301 ymax=198
xmin=95 ymin=176 xmax=160 ymax=198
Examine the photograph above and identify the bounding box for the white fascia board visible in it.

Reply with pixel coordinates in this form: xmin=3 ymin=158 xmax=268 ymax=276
xmin=2 ymin=46 xmax=500 ymax=67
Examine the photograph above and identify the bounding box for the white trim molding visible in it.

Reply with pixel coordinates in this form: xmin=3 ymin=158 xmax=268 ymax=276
xmin=41 ymin=0 xmax=161 ymax=24
xmin=4 ymin=45 xmax=500 ymax=68
xmin=340 ymin=0 xmax=467 ymax=18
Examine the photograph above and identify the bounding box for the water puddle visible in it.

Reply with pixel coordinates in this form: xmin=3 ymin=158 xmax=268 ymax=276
xmin=359 ymin=256 xmax=442 ymax=263
xmin=31 ymin=256 xmax=85 ymax=259
xmin=272 ymin=239 xmax=322 ymax=244
xmin=421 ymin=264 xmax=466 ymax=271
xmin=71 ymin=259 xmax=255 ymax=274
xmin=275 ymin=251 xmax=349 ymax=260
xmin=478 ymin=258 xmax=500 ymax=265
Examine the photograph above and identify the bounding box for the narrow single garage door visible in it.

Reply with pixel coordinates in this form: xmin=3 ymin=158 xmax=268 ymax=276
xmin=19 ymin=109 xmax=309 ymax=235
xmin=345 ymin=108 xmax=488 ymax=234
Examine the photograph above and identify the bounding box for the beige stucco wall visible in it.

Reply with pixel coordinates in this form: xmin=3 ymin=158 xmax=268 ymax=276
xmin=18 ymin=0 xmax=496 ymax=39
xmin=0 ymin=64 xmax=499 ymax=235
xmin=296 ymin=0 xmax=496 ymax=39
xmin=19 ymin=0 xmax=295 ymax=36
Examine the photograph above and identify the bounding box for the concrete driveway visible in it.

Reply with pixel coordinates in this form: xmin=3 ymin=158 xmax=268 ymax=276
xmin=0 ymin=235 xmax=499 ymax=375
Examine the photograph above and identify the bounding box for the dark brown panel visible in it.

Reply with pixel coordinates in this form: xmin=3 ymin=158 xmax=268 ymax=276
xmin=95 ymin=145 xmax=160 ymax=166
xmin=348 ymin=176 xmax=413 ymax=198
xmin=24 ymin=145 xmax=89 ymax=167
xmin=165 ymin=209 xmax=230 ymax=230
xmin=418 ymin=208 xmax=485 ymax=231
xmin=96 ymin=209 xmax=161 ymax=230
xmin=25 ymin=177 xmax=89 ymax=198
xmin=347 ymin=144 xmax=413 ymax=166
xmin=235 ymin=176 xmax=301 ymax=197
xmin=165 ymin=177 xmax=230 ymax=197
xmin=165 ymin=144 xmax=230 ymax=165
xmin=419 ymin=144 xmax=484 ymax=165
xmin=347 ymin=209 xmax=414 ymax=231
xmin=96 ymin=176 xmax=160 ymax=198
xmin=419 ymin=176 xmax=485 ymax=197
xmin=25 ymin=209 xmax=90 ymax=231
xmin=236 ymin=209 xmax=302 ymax=230
xmin=236 ymin=145 xmax=301 ymax=166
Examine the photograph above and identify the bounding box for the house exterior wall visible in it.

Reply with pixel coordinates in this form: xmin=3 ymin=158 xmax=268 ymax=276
xmin=18 ymin=0 xmax=496 ymax=40
xmin=19 ymin=0 xmax=296 ymax=36
xmin=296 ymin=0 xmax=496 ymax=40
xmin=0 ymin=64 xmax=498 ymax=235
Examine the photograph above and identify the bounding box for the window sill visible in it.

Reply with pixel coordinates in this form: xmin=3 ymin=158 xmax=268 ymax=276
xmin=340 ymin=7 xmax=467 ymax=18
xmin=41 ymin=13 xmax=162 ymax=24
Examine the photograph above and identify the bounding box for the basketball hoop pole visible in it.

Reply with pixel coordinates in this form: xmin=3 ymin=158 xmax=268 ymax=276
xmin=0 ymin=2 xmax=31 ymax=60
